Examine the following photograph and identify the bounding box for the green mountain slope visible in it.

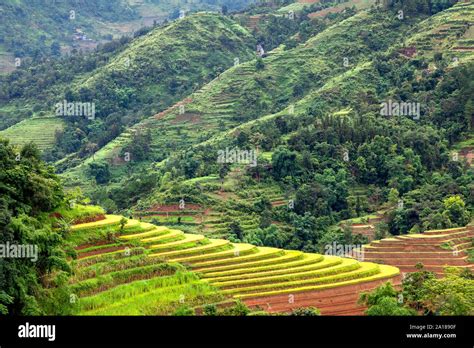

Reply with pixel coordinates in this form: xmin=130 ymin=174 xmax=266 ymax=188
xmin=0 ymin=0 xmax=256 ymax=72
xmin=0 ymin=13 xmax=256 ymax=154
xmin=59 ymin=7 xmax=421 ymax=190
xmin=0 ymin=0 xmax=138 ymax=58
xmin=56 ymin=2 xmax=473 ymax=245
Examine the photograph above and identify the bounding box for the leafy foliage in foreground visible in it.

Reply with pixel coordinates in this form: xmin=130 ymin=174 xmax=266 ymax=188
xmin=0 ymin=139 xmax=68 ymax=314
xmin=361 ymin=266 xmax=474 ymax=316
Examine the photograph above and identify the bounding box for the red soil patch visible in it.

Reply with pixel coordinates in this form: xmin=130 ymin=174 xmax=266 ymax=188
xmin=75 ymin=240 xmax=115 ymax=251
xmin=363 ymin=227 xmax=474 ymax=276
xmin=146 ymin=204 xmax=203 ymax=213
xmin=77 ymin=246 xmax=126 ymax=259
xmin=170 ymin=113 xmax=202 ymax=125
xmin=459 ymin=147 xmax=473 ymax=165
xmin=243 ymin=275 xmax=402 ymax=315
xmin=72 ymin=214 xmax=106 ymax=225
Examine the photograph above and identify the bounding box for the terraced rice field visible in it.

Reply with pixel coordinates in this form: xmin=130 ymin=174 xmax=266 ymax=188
xmin=69 ymin=214 xmax=401 ymax=315
xmin=0 ymin=117 xmax=64 ymax=150
xmin=353 ymin=226 xmax=474 ymax=277
xmin=340 ymin=212 xmax=385 ymax=241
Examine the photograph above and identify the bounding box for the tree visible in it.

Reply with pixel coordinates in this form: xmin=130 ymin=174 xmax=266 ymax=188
xmin=221 ymin=5 xmax=228 ymax=15
xmin=88 ymin=162 xmax=111 ymax=184
xmin=228 ymin=220 xmax=243 ymax=241
xmin=119 ymin=217 xmax=128 ymax=233
xmin=401 ymin=263 xmax=436 ymax=312
xmin=359 ymin=282 xmax=417 ymax=316
xmin=419 ymin=268 xmax=474 ymax=315
xmin=388 ymin=188 xmax=400 ymax=206
xmin=256 ymin=225 xmax=288 ymax=248
xmin=442 ymin=195 xmax=470 ymax=227
xmin=290 ymin=307 xmax=321 ymax=316
xmin=0 ymin=139 xmax=69 ymax=315
xmin=254 ymin=196 xmax=272 ymax=213
xmin=203 ymin=304 xmax=217 ymax=316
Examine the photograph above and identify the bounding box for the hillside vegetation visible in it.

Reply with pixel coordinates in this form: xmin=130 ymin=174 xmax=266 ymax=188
xmin=0 ymin=13 xmax=256 ymax=157
xmin=0 ymin=0 xmax=256 ymax=72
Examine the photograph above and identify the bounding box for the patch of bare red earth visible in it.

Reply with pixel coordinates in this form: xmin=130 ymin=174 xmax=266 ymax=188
xmin=72 ymin=214 xmax=106 ymax=225
xmin=154 ymin=98 xmax=193 ymax=120
xmin=144 ymin=203 xmax=203 ymax=213
xmin=244 ymin=275 xmax=402 ymax=315
xmin=361 ymin=226 xmax=474 ymax=277
xmin=271 ymin=200 xmax=287 ymax=207
xmin=308 ymin=6 xmax=344 ymax=18
xmin=459 ymin=147 xmax=473 ymax=165
xmin=76 ymin=246 xmax=126 ymax=259
xmin=351 ymin=223 xmax=376 ymax=240
xmin=342 ymin=215 xmax=385 ymax=241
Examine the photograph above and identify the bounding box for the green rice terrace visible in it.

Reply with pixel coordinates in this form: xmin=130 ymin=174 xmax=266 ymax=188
xmin=0 ymin=117 xmax=64 ymax=150
xmin=69 ymin=213 xmax=402 ymax=315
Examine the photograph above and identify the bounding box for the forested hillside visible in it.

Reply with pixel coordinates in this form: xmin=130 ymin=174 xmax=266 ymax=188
xmin=0 ymin=0 xmax=256 ymax=73
xmin=0 ymin=13 xmax=256 ymax=151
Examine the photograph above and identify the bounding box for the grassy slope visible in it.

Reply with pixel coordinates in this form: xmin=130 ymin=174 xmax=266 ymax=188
xmin=185 ymin=2 xmax=474 ymax=155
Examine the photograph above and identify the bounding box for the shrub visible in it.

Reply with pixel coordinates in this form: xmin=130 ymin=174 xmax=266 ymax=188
xmin=203 ymin=304 xmax=218 ymax=316
xmin=119 ymin=217 xmax=128 ymax=233
xmin=289 ymin=307 xmax=321 ymax=316
xmin=174 ymin=306 xmax=195 ymax=316
xmin=220 ymin=300 xmax=250 ymax=316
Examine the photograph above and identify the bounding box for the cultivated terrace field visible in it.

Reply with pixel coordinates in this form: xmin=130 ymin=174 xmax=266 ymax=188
xmin=67 ymin=213 xmax=402 ymax=315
